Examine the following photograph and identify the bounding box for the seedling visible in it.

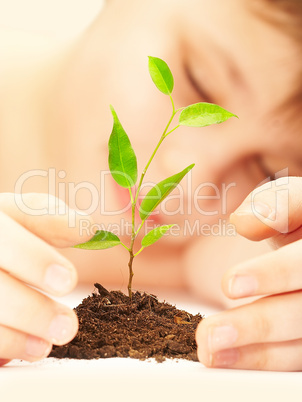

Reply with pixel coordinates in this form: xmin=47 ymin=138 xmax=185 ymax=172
xmin=75 ymin=56 xmax=237 ymax=299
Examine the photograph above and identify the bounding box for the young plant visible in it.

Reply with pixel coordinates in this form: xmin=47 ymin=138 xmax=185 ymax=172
xmin=75 ymin=56 xmax=237 ymax=299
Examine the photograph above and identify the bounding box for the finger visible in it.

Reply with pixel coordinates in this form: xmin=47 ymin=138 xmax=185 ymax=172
xmin=0 ymin=193 xmax=94 ymax=247
xmin=0 ymin=325 xmax=52 ymax=362
xmin=0 ymin=270 xmax=78 ymax=345
xmin=196 ymin=291 xmax=302 ymax=356
xmin=222 ymin=239 xmax=302 ymax=299
xmin=198 ymin=339 xmax=302 ymax=371
xmin=0 ymin=359 xmax=11 ymax=367
xmin=0 ymin=211 xmax=77 ymax=296
xmin=230 ymin=177 xmax=302 ymax=244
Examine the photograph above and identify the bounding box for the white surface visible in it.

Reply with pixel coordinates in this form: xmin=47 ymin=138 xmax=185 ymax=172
xmin=0 ymin=0 xmax=104 ymax=38
xmin=3 ymin=358 xmax=302 ymax=402
xmin=1 ymin=286 xmax=302 ymax=402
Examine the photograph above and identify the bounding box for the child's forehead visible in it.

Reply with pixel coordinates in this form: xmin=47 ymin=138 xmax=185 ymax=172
xmin=176 ymin=0 xmax=273 ymax=47
xmin=177 ymin=0 xmax=300 ymax=38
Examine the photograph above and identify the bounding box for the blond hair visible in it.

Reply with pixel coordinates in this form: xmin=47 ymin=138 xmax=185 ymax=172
xmin=257 ymin=0 xmax=302 ymax=41
xmin=253 ymin=0 xmax=302 ymax=130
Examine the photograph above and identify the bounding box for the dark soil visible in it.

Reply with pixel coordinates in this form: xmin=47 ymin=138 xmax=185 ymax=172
xmin=50 ymin=283 xmax=204 ymax=362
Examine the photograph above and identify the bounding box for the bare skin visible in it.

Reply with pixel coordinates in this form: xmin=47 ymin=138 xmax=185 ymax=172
xmin=0 ymin=0 xmax=301 ymax=369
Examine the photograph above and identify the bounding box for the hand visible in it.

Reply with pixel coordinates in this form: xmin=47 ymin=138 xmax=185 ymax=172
xmin=196 ymin=177 xmax=302 ymax=371
xmin=0 ymin=193 xmax=93 ymax=367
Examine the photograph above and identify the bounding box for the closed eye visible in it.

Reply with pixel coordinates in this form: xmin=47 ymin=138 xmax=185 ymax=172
xmin=256 ymin=156 xmax=275 ymax=181
xmin=184 ymin=63 xmax=213 ymax=103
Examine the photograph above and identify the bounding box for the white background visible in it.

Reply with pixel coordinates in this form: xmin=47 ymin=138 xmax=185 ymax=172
xmin=0 ymin=0 xmax=104 ymax=38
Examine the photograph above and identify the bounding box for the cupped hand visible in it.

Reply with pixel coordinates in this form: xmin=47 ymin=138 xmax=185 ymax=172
xmin=0 ymin=193 xmax=94 ymax=366
xmin=196 ymin=177 xmax=302 ymax=371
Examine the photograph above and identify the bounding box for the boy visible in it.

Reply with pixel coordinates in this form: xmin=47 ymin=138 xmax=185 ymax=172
xmin=0 ymin=0 xmax=301 ymax=370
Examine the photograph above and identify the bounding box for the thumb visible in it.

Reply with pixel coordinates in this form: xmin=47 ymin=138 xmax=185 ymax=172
xmin=230 ymin=177 xmax=302 ymax=241
xmin=0 ymin=193 xmax=95 ymax=248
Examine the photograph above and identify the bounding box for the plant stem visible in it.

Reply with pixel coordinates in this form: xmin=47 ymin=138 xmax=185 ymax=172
xmin=127 ymin=249 xmax=134 ymax=299
xmin=134 ymin=110 xmax=177 ymax=205
xmin=169 ymin=94 xmax=176 ymax=114
xmin=135 ymin=220 xmax=145 ymax=236
xmin=127 ymin=195 xmax=136 ymax=299
xmin=120 ymin=242 xmax=130 ymax=252
xmin=127 ymin=96 xmax=178 ymax=299
xmin=165 ymin=124 xmax=180 ymax=138
xmin=134 ymin=246 xmax=144 ymax=257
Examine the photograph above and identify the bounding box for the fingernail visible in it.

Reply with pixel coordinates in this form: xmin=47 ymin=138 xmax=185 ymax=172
xmin=48 ymin=314 xmax=75 ymax=343
xmin=229 ymin=275 xmax=258 ymax=297
xmin=212 ymin=348 xmax=239 ymax=367
xmin=253 ymin=202 xmax=275 ymax=219
xmin=26 ymin=336 xmax=51 ymax=358
xmin=44 ymin=264 xmax=73 ymax=293
xmin=208 ymin=325 xmax=238 ymax=353
xmin=234 ymin=202 xmax=273 ymax=219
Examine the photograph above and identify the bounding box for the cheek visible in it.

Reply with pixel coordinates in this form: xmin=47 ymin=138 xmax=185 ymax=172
xmin=215 ymin=158 xmax=267 ymax=213
xmin=183 ymin=232 xmax=270 ymax=308
xmin=170 ymin=157 xmax=265 ymax=226
xmin=139 ymin=151 xmax=267 ymax=232
xmin=183 ymin=234 xmax=230 ymax=308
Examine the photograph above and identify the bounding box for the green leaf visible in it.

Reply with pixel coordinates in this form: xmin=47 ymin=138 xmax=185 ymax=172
xmin=108 ymin=105 xmax=137 ymax=188
xmin=139 ymin=164 xmax=194 ymax=221
xmin=148 ymin=56 xmax=174 ymax=95
xmin=74 ymin=230 xmax=121 ymax=250
xmin=179 ymin=102 xmax=238 ymax=127
xmin=141 ymin=224 xmax=176 ymax=248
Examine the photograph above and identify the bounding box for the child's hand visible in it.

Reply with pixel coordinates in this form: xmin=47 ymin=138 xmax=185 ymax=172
xmin=196 ymin=177 xmax=302 ymax=371
xmin=0 ymin=193 xmax=93 ymax=366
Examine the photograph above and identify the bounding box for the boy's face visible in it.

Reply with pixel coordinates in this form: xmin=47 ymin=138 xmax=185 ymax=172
xmin=70 ymin=0 xmax=301 ymax=230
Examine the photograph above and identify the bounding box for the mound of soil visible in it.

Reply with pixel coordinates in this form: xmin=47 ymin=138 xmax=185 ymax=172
xmin=50 ymin=283 xmax=204 ymax=362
